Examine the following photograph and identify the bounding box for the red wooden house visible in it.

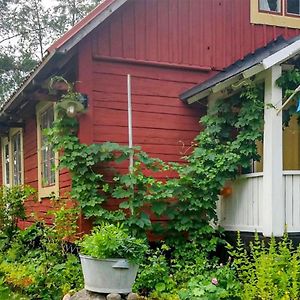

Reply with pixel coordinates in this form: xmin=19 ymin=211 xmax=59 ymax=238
xmin=1 ymin=0 xmax=300 ymax=236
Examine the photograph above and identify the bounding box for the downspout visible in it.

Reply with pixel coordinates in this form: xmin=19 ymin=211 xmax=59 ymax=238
xmin=127 ymin=74 xmax=133 ymax=171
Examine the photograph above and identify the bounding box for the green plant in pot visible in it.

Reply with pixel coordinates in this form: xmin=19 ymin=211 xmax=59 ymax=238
xmin=79 ymin=223 xmax=148 ymax=294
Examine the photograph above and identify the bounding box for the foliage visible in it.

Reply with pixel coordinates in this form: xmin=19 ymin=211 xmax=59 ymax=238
xmin=0 ymin=193 xmax=83 ymax=299
xmin=47 ymin=80 xmax=264 ymax=247
xmin=165 ymin=83 xmax=264 ymax=241
xmin=48 ymin=196 xmax=80 ymax=241
xmin=0 ymin=277 xmax=29 ymax=300
xmin=134 ymin=244 xmax=175 ymax=295
xmin=227 ymin=232 xmax=300 ymax=300
xmin=276 ymin=67 xmax=300 ymax=127
xmin=79 ymin=223 xmax=148 ymax=264
xmin=0 ymin=185 xmax=35 ymax=241
xmin=0 ymin=0 xmax=101 ymax=102
xmin=134 ymin=242 xmax=241 ymax=300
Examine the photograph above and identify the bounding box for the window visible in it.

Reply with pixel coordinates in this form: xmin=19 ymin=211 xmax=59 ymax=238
xmin=37 ymin=102 xmax=59 ymax=199
xmin=287 ymin=0 xmax=300 ymax=15
xmin=12 ymin=131 xmax=22 ymax=185
xmin=259 ymin=0 xmax=282 ymax=13
xmin=40 ymin=107 xmax=55 ymax=187
xmin=1 ymin=128 xmax=24 ymax=186
xmin=251 ymin=0 xmax=300 ymax=29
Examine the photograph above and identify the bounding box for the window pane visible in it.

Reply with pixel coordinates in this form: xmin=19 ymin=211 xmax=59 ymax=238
xmin=12 ymin=132 xmax=22 ymax=186
xmin=259 ymin=0 xmax=281 ymax=12
xmin=4 ymin=143 xmax=10 ymax=185
xmin=287 ymin=0 xmax=300 ymax=14
xmin=40 ymin=106 xmax=55 ymax=187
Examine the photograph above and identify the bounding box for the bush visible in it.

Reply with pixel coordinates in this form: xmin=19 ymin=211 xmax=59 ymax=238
xmin=79 ymin=223 xmax=148 ymax=264
xmin=134 ymin=241 xmax=241 ymax=300
xmin=0 ymin=185 xmax=35 ymax=240
xmin=0 ymin=222 xmax=83 ymax=300
xmin=227 ymin=231 xmax=300 ymax=300
xmin=0 ymin=192 xmax=83 ymax=300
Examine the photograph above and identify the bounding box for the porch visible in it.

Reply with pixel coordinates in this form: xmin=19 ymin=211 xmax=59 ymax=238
xmin=180 ymin=35 xmax=300 ymax=237
xmin=218 ymin=171 xmax=300 ymax=233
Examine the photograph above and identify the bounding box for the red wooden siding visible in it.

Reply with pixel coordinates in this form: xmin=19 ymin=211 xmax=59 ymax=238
xmin=90 ymin=60 xmax=208 ymax=163
xmin=24 ymin=118 xmax=38 ymax=189
xmin=0 ymin=148 xmax=2 ymax=187
xmin=21 ymin=112 xmax=71 ymax=227
xmin=92 ymin=0 xmax=300 ymax=71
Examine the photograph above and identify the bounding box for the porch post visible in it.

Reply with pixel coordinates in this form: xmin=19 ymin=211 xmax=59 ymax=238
xmin=262 ymin=65 xmax=284 ymax=237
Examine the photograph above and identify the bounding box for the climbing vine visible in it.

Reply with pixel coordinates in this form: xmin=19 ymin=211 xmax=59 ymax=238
xmin=276 ymin=67 xmax=300 ymax=126
xmin=165 ymin=83 xmax=264 ymax=243
xmin=47 ymin=79 xmax=264 ymax=245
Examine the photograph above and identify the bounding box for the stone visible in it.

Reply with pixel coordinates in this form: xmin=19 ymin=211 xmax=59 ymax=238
xmin=62 ymin=294 xmax=71 ymax=300
xmin=70 ymin=289 xmax=106 ymax=300
xmin=106 ymin=293 xmax=121 ymax=300
xmin=127 ymin=293 xmax=139 ymax=300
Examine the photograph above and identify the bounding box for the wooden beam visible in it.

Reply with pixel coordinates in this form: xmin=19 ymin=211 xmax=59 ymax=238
xmin=0 ymin=122 xmax=25 ymax=129
xmin=32 ymin=90 xmax=57 ymax=102
xmin=262 ymin=65 xmax=284 ymax=237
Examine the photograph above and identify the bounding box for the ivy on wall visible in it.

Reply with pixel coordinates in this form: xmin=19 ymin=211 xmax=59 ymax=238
xmin=47 ymin=81 xmax=264 ymax=245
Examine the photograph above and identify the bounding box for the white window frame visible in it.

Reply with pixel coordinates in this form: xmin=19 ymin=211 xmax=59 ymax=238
xmin=1 ymin=128 xmax=24 ymax=187
xmin=36 ymin=102 xmax=59 ymax=199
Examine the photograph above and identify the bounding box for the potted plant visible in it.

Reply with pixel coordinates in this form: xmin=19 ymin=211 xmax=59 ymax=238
xmin=79 ymin=223 xmax=148 ymax=294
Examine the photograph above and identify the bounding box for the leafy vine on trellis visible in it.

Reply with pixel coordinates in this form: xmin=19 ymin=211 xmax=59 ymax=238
xmin=47 ymin=79 xmax=264 ymax=245
xmin=276 ymin=67 xmax=300 ymax=127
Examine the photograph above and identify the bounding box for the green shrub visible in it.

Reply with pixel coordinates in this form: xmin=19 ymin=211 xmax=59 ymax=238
xmin=0 ymin=222 xmax=83 ymax=300
xmin=0 ymin=194 xmax=83 ymax=300
xmin=227 ymin=232 xmax=300 ymax=300
xmin=134 ymin=242 xmax=241 ymax=300
xmin=79 ymin=223 xmax=148 ymax=264
xmin=0 ymin=185 xmax=35 ymax=240
xmin=134 ymin=244 xmax=175 ymax=295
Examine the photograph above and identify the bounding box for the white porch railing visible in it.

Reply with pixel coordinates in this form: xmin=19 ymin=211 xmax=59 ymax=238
xmin=284 ymin=171 xmax=300 ymax=232
xmin=218 ymin=171 xmax=300 ymax=232
xmin=217 ymin=173 xmax=264 ymax=232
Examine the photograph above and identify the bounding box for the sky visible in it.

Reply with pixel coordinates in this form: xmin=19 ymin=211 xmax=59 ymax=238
xmin=42 ymin=0 xmax=57 ymax=9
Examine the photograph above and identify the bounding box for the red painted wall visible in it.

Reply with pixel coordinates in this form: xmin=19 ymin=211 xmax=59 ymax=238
xmin=76 ymin=0 xmax=300 ymax=163
xmin=19 ymin=112 xmax=71 ymax=228
xmin=93 ymin=0 xmax=300 ymax=70
xmin=5 ymin=0 xmax=300 ymax=230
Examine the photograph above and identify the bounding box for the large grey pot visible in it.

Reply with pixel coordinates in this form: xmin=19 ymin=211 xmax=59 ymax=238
xmin=79 ymin=254 xmax=139 ymax=294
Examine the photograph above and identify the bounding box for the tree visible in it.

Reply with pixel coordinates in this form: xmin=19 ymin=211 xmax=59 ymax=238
xmin=0 ymin=0 xmax=101 ymax=102
xmin=49 ymin=0 xmax=101 ymax=36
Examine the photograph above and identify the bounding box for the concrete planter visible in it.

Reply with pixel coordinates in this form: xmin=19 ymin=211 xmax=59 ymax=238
xmin=79 ymin=254 xmax=139 ymax=294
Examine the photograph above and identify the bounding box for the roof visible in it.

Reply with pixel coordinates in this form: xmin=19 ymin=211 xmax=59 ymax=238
xmin=48 ymin=0 xmax=127 ymax=53
xmin=0 ymin=0 xmax=128 ymax=119
xmin=180 ymin=35 xmax=300 ymax=104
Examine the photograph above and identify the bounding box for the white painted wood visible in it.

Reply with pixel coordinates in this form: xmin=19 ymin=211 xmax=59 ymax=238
xmin=219 ymin=174 xmax=263 ymax=232
xmin=285 ymin=175 xmax=293 ymax=229
xmin=262 ymin=65 xmax=284 ymax=237
xmin=127 ymin=74 xmax=133 ymax=171
xmin=262 ymin=39 xmax=300 ymax=70
xmin=284 ymin=170 xmax=300 ymax=175
xmin=219 ymin=172 xmax=300 ymax=234
xmin=284 ymin=173 xmax=300 ymax=232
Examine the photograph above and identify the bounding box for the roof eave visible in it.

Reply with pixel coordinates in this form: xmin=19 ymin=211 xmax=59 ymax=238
xmin=182 ymin=38 xmax=300 ymax=104
xmin=181 ymin=63 xmax=265 ymax=104
xmin=0 ymin=51 xmax=56 ymax=119
xmin=51 ymin=0 xmax=128 ymax=53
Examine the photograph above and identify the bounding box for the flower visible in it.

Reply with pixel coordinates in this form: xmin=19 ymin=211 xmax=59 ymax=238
xmin=211 ymin=277 xmax=218 ymax=285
